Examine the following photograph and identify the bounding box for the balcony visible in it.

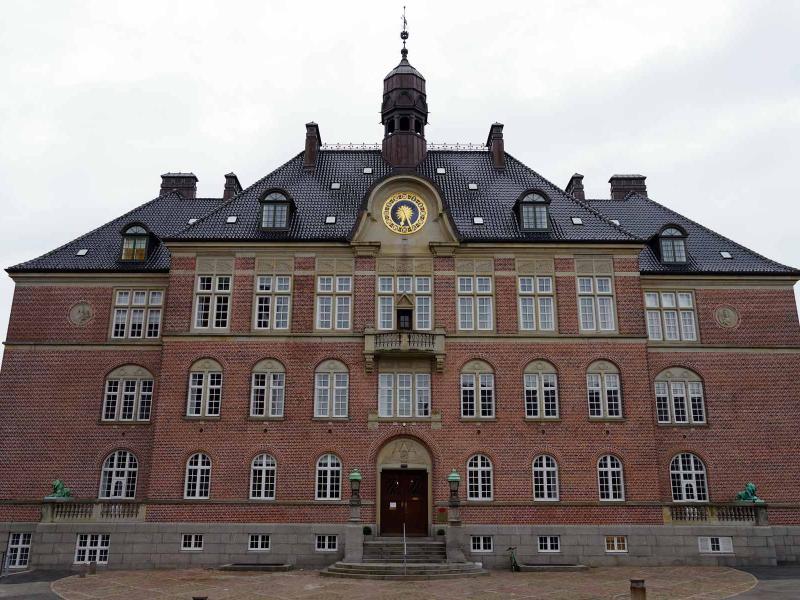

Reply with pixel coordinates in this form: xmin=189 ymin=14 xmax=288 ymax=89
xmin=41 ymin=499 xmax=146 ymax=523
xmin=363 ymin=327 xmax=446 ymax=372
xmin=664 ymin=503 xmax=768 ymax=526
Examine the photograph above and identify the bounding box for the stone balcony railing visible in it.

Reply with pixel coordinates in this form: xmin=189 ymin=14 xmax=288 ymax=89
xmin=363 ymin=327 xmax=446 ymax=372
xmin=41 ymin=499 xmax=146 ymax=523
xmin=664 ymin=503 xmax=768 ymax=526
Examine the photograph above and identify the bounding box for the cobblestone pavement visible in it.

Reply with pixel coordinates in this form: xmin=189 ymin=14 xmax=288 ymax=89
xmin=50 ymin=566 xmax=757 ymax=599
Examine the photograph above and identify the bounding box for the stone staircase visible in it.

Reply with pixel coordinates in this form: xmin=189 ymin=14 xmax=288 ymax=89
xmin=320 ymin=538 xmax=488 ymax=580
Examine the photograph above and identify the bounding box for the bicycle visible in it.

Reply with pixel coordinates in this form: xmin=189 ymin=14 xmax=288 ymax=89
xmin=507 ymin=546 xmax=520 ymax=572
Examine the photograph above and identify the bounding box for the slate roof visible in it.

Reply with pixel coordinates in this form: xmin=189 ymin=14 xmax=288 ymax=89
xmin=588 ymin=194 xmax=799 ymax=275
xmin=8 ymin=149 xmax=798 ymax=277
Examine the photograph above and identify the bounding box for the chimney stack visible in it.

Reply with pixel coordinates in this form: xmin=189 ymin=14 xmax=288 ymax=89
xmin=565 ymin=173 xmax=585 ymax=201
xmin=609 ymin=174 xmax=647 ymax=200
xmin=486 ymin=122 xmax=506 ymax=170
xmin=223 ymin=172 xmax=242 ymax=200
xmin=304 ymin=122 xmax=322 ymax=171
xmin=160 ymin=173 xmax=198 ymax=199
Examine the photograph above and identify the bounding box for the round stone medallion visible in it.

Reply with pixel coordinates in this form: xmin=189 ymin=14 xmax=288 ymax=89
xmin=68 ymin=302 xmax=94 ymax=326
xmin=714 ymin=306 xmax=740 ymax=329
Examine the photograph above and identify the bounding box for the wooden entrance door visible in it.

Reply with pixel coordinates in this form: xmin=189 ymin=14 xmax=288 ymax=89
xmin=380 ymin=469 xmax=428 ymax=536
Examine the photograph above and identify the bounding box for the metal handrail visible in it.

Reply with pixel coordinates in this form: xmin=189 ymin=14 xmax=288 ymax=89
xmin=402 ymin=523 xmax=407 ymax=576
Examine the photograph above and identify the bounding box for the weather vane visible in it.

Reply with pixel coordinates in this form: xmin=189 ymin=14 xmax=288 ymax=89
xmin=400 ymin=6 xmax=409 ymax=58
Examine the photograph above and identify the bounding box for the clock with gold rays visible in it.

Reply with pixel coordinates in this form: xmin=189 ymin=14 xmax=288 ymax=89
xmin=382 ymin=192 xmax=428 ymax=235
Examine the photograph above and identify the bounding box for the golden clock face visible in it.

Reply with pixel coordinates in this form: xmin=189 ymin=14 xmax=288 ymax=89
xmin=382 ymin=192 xmax=428 ymax=235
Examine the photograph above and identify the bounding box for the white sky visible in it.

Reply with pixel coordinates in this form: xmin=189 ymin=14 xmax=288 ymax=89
xmin=1 ymin=0 xmax=798 ymax=359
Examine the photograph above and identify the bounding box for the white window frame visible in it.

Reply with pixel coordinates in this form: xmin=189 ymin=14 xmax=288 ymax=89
xmin=315 ymin=534 xmax=338 ymax=551
xmin=670 ymin=453 xmax=708 ymax=503
xmin=577 ymin=276 xmax=616 ymax=332
xmin=378 ymin=372 xmax=431 ymax=418
xmin=460 ymin=371 xmax=495 ymax=418
xmin=111 ymin=289 xmax=164 ymax=339
xmin=184 ymin=453 xmax=211 ymax=499
xmin=537 ymin=535 xmax=560 ymax=553
xmin=5 ymin=532 xmax=32 ymax=568
xmin=194 ymin=275 xmax=232 ymax=330
xmin=524 ymin=370 xmax=559 ymax=419
xmin=698 ymin=536 xmax=733 ymax=554
xmin=314 ymin=366 xmax=349 ymax=418
xmin=597 ymin=455 xmax=625 ymax=501
xmin=532 ymin=455 xmax=559 ymax=501
xmin=644 ymin=291 xmax=697 ymax=342
xmin=517 ymin=276 xmax=555 ymax=331
xmin=655 ymin=378 xmax=706 ymax=425
xmin=253 ymin=275 xmax=292 ymax=330
xmin=99 ymin=450 xmax=138 ymax=499
xmin=316 ymin=275 xmax=352 ymax=330
xmin=587 ymin=368 xmax=622 ymax=419
xmin=102 ymin=376 xmax=153 ymax=422
xmin=470 ymin=535 xmax=493 ymax=552
xmin=377 ymin=276 xmax=433 ymax=331
xmin=186 ymin=369 xmax=223 ymax=417
xmin=467 ymin=454 xmax=493 ymax=501
xmin=248 ymin=534 xmax=271 ymax=552
xmin=604 ymin=535 xmax=628 ymax=553
xmin=74 ymin=534 xmax=110 ymax=564
xmin=250 ymin=371 xmax=285 ymax=418
xmin=457 ymin=276 xmax=494 ymax=331
xmin=315 ymin=454 xmax=342 ymax=500
xmin=250 ymin=453 xmax=277 ymax=500
xmin=180 ymin=533 xmax=204 ymax=551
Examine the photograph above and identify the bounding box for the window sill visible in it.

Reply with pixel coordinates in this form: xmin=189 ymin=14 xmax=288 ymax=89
xmin=107 ymin=338 xmax=162 ymax=344
xmin=98 ymin=420 xmax=151 ymax=426
xmin=311 ymin=417 xmax=350 ymax=422
xmin=588 ymin=417 xmax=626 ymax=423
xmin=375 ymin=416 xmax=433 ymax=422
xmin=183 ymin=416 xmax=221 ymax=422
xmin=648 ymin=340 xmax=700 ymax=345
xmin=460 ymin=417 xmax=497 ymax=422
xmin=248 ymin=416 xmax=285 ymax=422
xmin=524 ymin=417 xmax=561 ymax=423
xmin=578 ymin=330 xmax=619 ymax=336
xmin=250 ymin=329 xmax=292 ymax=335
xmin=657 ymin=422 xmax=708 ymax=428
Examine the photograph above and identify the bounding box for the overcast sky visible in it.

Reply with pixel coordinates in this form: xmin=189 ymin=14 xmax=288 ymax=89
xmin=1 ymin=0 xmax=798 ymax=359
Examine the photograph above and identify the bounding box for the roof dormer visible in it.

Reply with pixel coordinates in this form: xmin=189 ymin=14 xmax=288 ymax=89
xmin=260 ymin=190 xmax=294 ymax=231
xmin=658 ymin=225 xmax=688 ymax=264
xmin=120 ymin=223 xmax=153 ymax=262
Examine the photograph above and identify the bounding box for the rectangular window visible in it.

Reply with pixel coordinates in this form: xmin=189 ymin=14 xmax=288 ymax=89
xmin=248 ymin=534 xmax=271 ymax=551
xmin=378 ymin=373 xmax=432 ymax=418
xmin=656 ymin=379 xmax=706 ymax=425
xmin=524 ymin=372 xmax=559 ymax=419
xmin=377 ymin=276 xmax=432 ymax=331
xmin=698 ymin=536 xmax=733 ymax=554
xmin=460 ymin=374 xmax=476 ymax=417
xmin=457 ymin=276 xmax=493 ymax=331
xmin=103 ymin=378 xmax=154 ymax=422
xmin=251 ymin=372 xmax=285 ymax=418
xmin=111 ymin=289 xmax=164 ymax=339
xmin=315 ymin=534 xmax=338 ymax=552
xmin=5 ymin=532 xmax=32 ymax=568
xmin=254 ymin=275 xmax=292 ymax=330
xmin=577 ymin=276 xmax=615 ymax=331
xmin=604 ymin=535 xmax=627 ymax=553
xmin=518 ymin=276 xmax=555 ymax=331
xmin=538 ymin=535 xmax=560 ymax=553
xmin=194 ymin=275 xmax=231 ymax=330
xmin=181 ymin=534 xmax=204 ymax=551
xmin=479 ymin=374 xmax=495 ymax=417
xmin=317 ymin=275 xmax=352 ymax=330
xmin=644 ymin=291 xmax=698 ymax=342
xmin=315 ymin=372 xmax=348 ymax=418
xmin=588 ymin=372 xmax=622 ymax=419
xmin=186 ymin=371 xmax=223 ymax=418
xmin=74 ymin=534 xmax=110 ymax=564
xmin=470 ymin=535 xmax=493 ymax=552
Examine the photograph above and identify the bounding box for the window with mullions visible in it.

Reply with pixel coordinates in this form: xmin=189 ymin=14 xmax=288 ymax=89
xmin=250 ymin=359 xmax=285 ymax=418
xmin=532 ymin=455 xmax=559 ymax=501
xmin=5 ymin=533 xmax=32 ymax=568
xmin=577 ymin=275 xmax=616 ymax=331
xmin=186 ymin=359 xmax=223 ymax=417
xmin=655 ymin=369 xmax=706 ymax=425
xmin=314 ymin=360 xmax=349 ymax=418
xmin=74 ymin=534 xmax=110 ymax=564
xmin=461 ymin=360 xmax=494 ymax=418
xmin=250 ymin=453 xmax=277 ymax=500
xmin=519 ymin=192 xmax=550 ymax=230
xmin=470 ymin=535 xmax=493 ymax=552
xmin=523 ymin=361 xmax=559 ymax=419
xmin=457 ymin=276 xmax=494 ymax=331
xmin=249 ymin=534 xmax=271 ymax=551
xmin=538 ymin=535 xmax=560 ymax=553
xmin=518 ymin=276 xmax=555 ymax=331
xmin=467 ymin=454 xmax=493 ymax=501
xmin=316 ymin=275 xmax=352 ymax=330
xmin=181 ymin=534 xmax=204 ymax=551
xmin=111 ymin=289 xmax=163 ymax=339
xmin=316 ymin=454 xmax=342 ymax=500
xmin=670 ymin=452 xmax=708 ymax=502
xmin=254 ymin=275 xmax=292 ymax=330
xmin=597 ymin=455 xmax=625 ymax=501
xmin=378 ymin=372 xmax=431 ymax=417
xmin=102 ymin=366 xmax=154 ymax=422
xmin=194 ymin=274 xmax=231 ymax=329
xmin=121 ymin=225 xmax=149 ymax=261
xmin=315 ymin=534 xmax=338 ymax=551
xmin=377 ymin=275 xmax=433 ymax=331
xmin=659 ymin=227 xmax=687 ymax=264
xmin=184 ymin=452 xmax=211 ymax=499
xmin=587 ymin=361 xmax=622 ymax=419
xmin=261 ymin=192 xmax=290 ymax=229
xmin=645 ymin=291 xmax=697 ymax=341
xmin=99 ymin=450 xmax=138 ymax=499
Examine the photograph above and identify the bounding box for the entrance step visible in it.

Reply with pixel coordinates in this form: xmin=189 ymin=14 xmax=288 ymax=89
xmin=218 ymin=563 xmax=293 ymax=572
xmin=518 ymin=564 xmax=589 ymax=572
xmin=320 ymin=561 xmax=488 ymax=580
xmin=363 ymin=540 xmax=447 ymax=563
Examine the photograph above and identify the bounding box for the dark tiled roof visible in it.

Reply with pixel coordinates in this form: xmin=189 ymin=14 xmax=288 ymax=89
xmin=8 ymin=193 xmax=224 ymax=273
xmin=385 ymin=57 xmax=425 ymax=80
xmin=168 ymin=150 xmax=637 ymax=244
xmin=588 ymin=194 xmax=799 ymax=275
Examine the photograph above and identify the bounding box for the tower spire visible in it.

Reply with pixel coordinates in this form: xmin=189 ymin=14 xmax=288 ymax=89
xmin=400 ymin=6 xmax=409 ymax=59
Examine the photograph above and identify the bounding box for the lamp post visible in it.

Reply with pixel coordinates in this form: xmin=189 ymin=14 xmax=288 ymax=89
xmin=349 ymin=468 xmax=362 ymax=522
xmin=447 ymin=469 xmax=461 ymax=524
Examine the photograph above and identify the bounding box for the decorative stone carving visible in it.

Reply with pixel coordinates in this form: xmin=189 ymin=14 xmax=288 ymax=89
xmin=68 ymin=302 xmax=93 ymax=326
xmin=715 ymin=306 xmax=740 ymax=329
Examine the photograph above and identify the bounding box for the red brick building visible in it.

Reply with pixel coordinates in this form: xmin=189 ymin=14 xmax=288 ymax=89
xmin=2 ymin=35 xmax=800 ymax=571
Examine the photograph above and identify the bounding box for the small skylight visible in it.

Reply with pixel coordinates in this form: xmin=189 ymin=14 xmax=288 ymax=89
xmin=76 ymin=248 xmax=88 ymax=256
xmin=188 ymin=218 xmax=198 ymax=224
xmin=571 ymin=217 xmax=584 ymax=225
xmin=331 ymin=182 xmax=341 ymax=190
xmin=610 ymin=219 xmax=620 ymax=226
xmin=226 ymin=216 xmax=238 ymax=224
xmin=468 ymin=183 xmax=478 ymax=190
xmin=720 ymin=251 xmax=733 ymax=259
xmin=325 ymin=216 xmax=337 ymax=224
xmin=363 ymin=167 xmax=373 ymax=174
xmin=473 ymin=216 xmax=484 ymax=225
xmin=436 ymin=167 xmax=446 ymax=174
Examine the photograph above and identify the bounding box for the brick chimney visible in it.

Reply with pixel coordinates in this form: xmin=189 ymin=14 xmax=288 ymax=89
xmin=486 ymin=122 xmax=506 ymax=170
xmin=609 ymin=174 xmax=647 ymax=199
xmin=223 ymin=172 xmax=242 ymax=200
xmin=160 ymin=173 xmax=198 ymax=199
xmin=304 ymin=122 xmax=322 ymax=171
xmin=565 ymin=173 xmax=585 ymax=201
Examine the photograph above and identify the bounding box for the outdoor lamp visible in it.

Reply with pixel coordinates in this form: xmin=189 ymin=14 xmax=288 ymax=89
xmin=448 ymin=469 xmax=461 ymax=499
xmin=349 ymin=468 xmax=362 ymax=498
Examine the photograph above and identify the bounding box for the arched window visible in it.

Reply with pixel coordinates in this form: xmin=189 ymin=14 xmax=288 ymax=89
xmin=467 ymin=454 xmax=493 ymax=501
xmin=185 ymin=453 xmax=211 ymax=499
xmin=524 ymin=361 xmax=559 ymax=419
xmin=186 ymin=359 xmax=223 ymax=418
xmin=261 ymin=191 xmax=290 ymax=229
xmin=387 ymin=120 xmax=396 ymax=134
xmin=99 ymin=450 xmax=138 ymax=499
xmin=316 ymin=453 xmax=342 ymax=500
xmin=597 ymin=455 xmax=625 ymax=501
xmin=532 ymin=455 xmax=559 ymax=501
xmin=414 ymin=119 xmax=423 ymax=134
xmin=660 ymin=227 xmax=687 ymax=264
xmin=251 ymin=359 xmax=285 ymax=418
xmin=587 ymin=361 xmax=622 ymax=419
xmin=399 ymin=116 xmax=410 ymax=131
xmin=102 ymin=365 xmax=154 ymax=422
xmin=670 ymin=453 xmax=708 ymax=502
xmin=314 ymin=360 xmax=349 ymax=418
xmin=121 ymin=225 xmax=149 ymax=261
xmin=519 ymin=192 xmax=550 ymax=231
xmin=250 ymin=453 xmax=277 ymax=500
xmin=461 ymin=360 xmax=495 ymax=419
xmin=654 ymin=368 xmax=706 ymax=425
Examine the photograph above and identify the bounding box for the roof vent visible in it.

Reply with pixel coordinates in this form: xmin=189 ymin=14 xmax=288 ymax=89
xmin=436 ymin=167 xmax=446 ymax=174
xmin=226 ymin=216 xmax=238 ymax=224
xmin=76 ymin=248 xmax=88 ymax=256
xmin=331 ymin=182 xmax=341 ymax=190
xmin=571 ymin=217 xmax=584 ymax=225
xmin=720 ymin=251 xmax=733 ymax=259
xmin=325 ymin=216 xmax=337 ymax=224
xmin=473 ymin=216 xmax=484 ymax=225
xmin=468 ymin=183 xmax=478 ymax=190
xmin=188 ymin=218 xmax=198 ymax=224
xmin=363 ymin=167 xmax=373 ymax=174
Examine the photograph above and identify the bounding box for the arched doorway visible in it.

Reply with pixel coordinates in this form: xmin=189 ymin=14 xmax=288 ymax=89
xmin=376 ymin=437 xmax=432 ymax=537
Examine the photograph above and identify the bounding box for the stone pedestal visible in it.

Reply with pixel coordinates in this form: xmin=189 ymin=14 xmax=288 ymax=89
xmin=343 ymin=523 xmax=364 ymax=563
xmin=446 ymin=502 xmax=466 ymax=563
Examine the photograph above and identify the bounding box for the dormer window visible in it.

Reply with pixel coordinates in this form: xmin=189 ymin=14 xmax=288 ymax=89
xmin=660 ymin=227 xmax=687 ymax=264
xmin=520 ymin=192 xmax=550 ymax=230
xmin=261 ymin=191 xmax=290 ymax=230
xmin=121 ymin=225 xmax=149 ymax=261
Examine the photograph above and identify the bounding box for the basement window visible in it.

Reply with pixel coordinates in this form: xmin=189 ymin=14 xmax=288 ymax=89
xmin=473 ymin=216 xmax=484 ymax=225
xmin=315 ymin=534 xmax=338 ymax=552
xmin=331 ymin=182 xmax=341 ymax=190
xmin=720 ymin=251 xmax=732 ymax=259
xmin=76 ymin=248 xmax=88 ymax=256
xmin=468 ymin=183 xmax=478 ymax=190
xmin=325 ymin=216 xmax=337 ymax=224
xmin=226 ymin=216 xmax=238 ymax=224
xmin=571 ymin=217 xmax=584 ymax=225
